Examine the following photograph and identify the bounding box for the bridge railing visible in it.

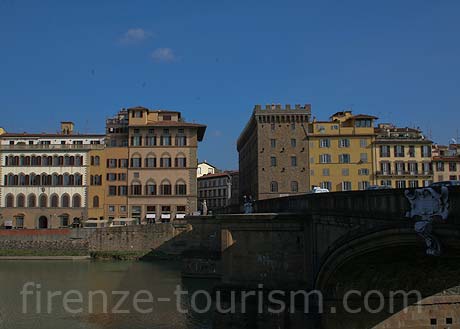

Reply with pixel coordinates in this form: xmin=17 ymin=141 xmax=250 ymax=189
xmin=254 ymin=187 xmax=460 ymax=222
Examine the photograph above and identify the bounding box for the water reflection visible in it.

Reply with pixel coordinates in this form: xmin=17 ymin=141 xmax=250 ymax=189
xmin=0 ymin=260 xmax=215 ymax=329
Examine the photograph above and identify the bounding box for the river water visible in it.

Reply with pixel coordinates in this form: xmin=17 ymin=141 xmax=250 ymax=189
xmin=0 ymin=260 xmax=216 ymax=329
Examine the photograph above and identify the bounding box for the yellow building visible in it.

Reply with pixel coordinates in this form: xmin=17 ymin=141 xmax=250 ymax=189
xmin=374 ymin=124 xmax=433 ymax=188
xmin=308 ymin=111 xmax=376 ymax=192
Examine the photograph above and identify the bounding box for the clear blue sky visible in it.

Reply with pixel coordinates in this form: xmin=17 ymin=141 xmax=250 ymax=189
xmin=1 ymin=0 xmax=459 ymax=169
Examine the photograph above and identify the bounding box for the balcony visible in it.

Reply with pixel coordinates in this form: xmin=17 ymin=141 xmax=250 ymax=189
xmin=376 ymin=171 xmax=433 ymax=177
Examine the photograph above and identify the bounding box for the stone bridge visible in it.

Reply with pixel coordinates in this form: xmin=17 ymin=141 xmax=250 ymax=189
xmin=184 ymin=186 xmax=460 ymax=328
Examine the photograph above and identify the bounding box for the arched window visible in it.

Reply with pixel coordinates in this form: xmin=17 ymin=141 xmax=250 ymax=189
xmin=28 ymin=194 xmax=36 ymax=207
xmin=52 ymin=174 xmax=59 ymax=186
xmin=62 ymin=194 xmax=70 ymax=208
xmin=93 ymin=196 xmax=100 ymax=208
xmin=160 ymin=153 xmax=172 ymax=168
xmin=270 ymin=181 xmax=278 ymax=193
xmin=63 ymin=173 xmax=70 ymax=186
xmin=72 ymin=194 xmax=81 ymax=208
xmin=75 ymin=174 xmax=82 ymax=186
xmin=175 ymin=180 xmax=187 ymax=195
xmin=39 ymin=194 xmax=47 ymax=208
xmin=160 ymin=180 xmax=172 ymax=195
xmin=69 ymin=174 xmax=75 ymax=186
xmin=94 ymin=156 xmax=100 ymax=166
xmin=130 ymin=181 xmax=142 ymax=195
xmin=16 ymin=194 xmax=25 ymax=208
xmin=51 ymin=194 xmax=59 ymax=208
xmin=19 ymin=174 xmax=26 ymax=186
xmin=5 ymin=194 xmax=14 ymax=208
xmin=145 ymin=180 xmax=157 ymax=195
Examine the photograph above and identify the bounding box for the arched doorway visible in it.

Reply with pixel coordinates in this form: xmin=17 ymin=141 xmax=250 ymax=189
xmin=38 ymin=216 xmax=48 ymax=229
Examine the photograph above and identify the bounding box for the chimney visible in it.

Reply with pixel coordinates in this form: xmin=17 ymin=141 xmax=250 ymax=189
xmin=61 ymin=122 xmax=74 ymax=135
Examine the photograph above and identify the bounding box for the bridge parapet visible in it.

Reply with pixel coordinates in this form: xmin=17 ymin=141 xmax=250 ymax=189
xmin=255 ymin=187 xmax=460 ymax=222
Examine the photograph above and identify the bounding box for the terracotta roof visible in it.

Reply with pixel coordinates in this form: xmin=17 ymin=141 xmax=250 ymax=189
xmin=352 ymin=114 xmax=378 ymax=120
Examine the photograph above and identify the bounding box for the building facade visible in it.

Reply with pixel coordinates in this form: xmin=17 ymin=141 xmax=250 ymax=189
xmin=432 ymin=144 xmax=460 ymax=182
xmin=198 ymin=171 xmax=239 ymax=212
xmin=0 ymin=106 xmax=206 ymax=229
xmin=308 ymin=111 xmax=376 ymax=192
xmin=374 ymin=124 xmax=433 ymax=188
xmin=106 ymin=106 xmax=206 ymax=223
xmin=197 ymin=161 xmax=218 ymax=178
xmin=0 ymin=123 xmax=105 ymax=229
xmin=237 ymin=104 xmax=312 ymax=200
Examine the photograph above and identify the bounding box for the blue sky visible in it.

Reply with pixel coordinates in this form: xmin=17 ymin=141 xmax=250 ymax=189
xmin=1 ymin=0 xmax=459 ymax=169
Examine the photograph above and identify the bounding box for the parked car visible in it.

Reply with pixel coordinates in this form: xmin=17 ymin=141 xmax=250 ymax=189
xmin=430 ymin=181 xmax=460 ymax=188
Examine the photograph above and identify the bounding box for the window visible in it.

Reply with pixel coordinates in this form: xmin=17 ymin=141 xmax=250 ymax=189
xmin=131 ymin=157 xmax=142 ymax=168
xmin=339 ymin=139 xmax=350 ymax=148
xmin=409 ymin=162 xmax=419 ymax=174
xmin=320 ymin=139 xmax=330 ymax=148
xmin=381 ymin=162 xmax=391 ymax=175
xmin=320 ymin=181 xmax=332 ymax=190
xmin=108 ymin=205 xmax=115 ymax=213
xmin=118 ymin=186 xmax=128 ymax=196
xmin=436 ymin=162 xmax=445 ymax=172
xmin=160 ymin=157 xmax=172 ymax=168
xmin=160 ymin=183 xmax=172 ymax=195
xmin=107 ymin=173 xmax=117 ymax=181
xmin=161 ymin=134 xmax=171 ymax=146
xmin=395 ymin=162 xmax=406 ymax=174
xmin=449 ymin=162 xmax=457 ymax=172
xmin=107 ymin=159 xmax=117 ymax=168
xmin=108 ymin=186 xmax=117 ymax=196
xmin=342 ymin=168 xmax=350 ymax=176
xmin=270 ymin=156 xmax=277 ymax=167
xmin=119 ymin=159 xmax=128 ymax=168
xmin=291 ymin=156 xmax=297 ymax=167
xmin=50 ymin=195 xmax=59 ymax=208
xmin=270 ymin=181 xmax=278 ymax=193
xmin=146 ymin=183 xmax=157 ymax=195
xmin=131 ymin=136 xmax=142 ymax=146
xmin=358 ymin=181 xmax=370 ymax=190
xmin=145 ymin=136 xmax=157 ymax=146
xmin=72 ymin=194 xmax=81 ymax=208
xmin=17 ymin=194 xmax=25 ymax=207
xmin=360 ymin=153 xmax=368 ymax=163
xmin=394 ymin=145 xmax=405 ymax=157
xmin=61 ymin=195 xmax=70 ymax=208
xmin=291 ymin=181 xmax=298 ymax=192
xmin=270 ymin=139 xmax=276 ymax=148
xmin=39 ymin=194 xmax=47 ymax=208
xmin=381 ymin=180 xmax=392 ymax=187
xmin=396 ymin=180 xmax=407 ymax=189
xmin=409 ymin=180 xmax=419 ymax=188
xmin=5 ymin=194 xmax=14 ymax=208
xmin=421 ymin=145 xmax=432 ymax=158
xmin=358 ymin=168 xmax=369 ymax=176
xmin=175 ymin=183 xmax=187 ymax=195
xmin=380 ymin=145 xmax=391 ymax=157
xmin=59 ymin=215 xmax=69 ymax=228
xmin=323 ymin=168 xmax=330 ymax=176
xmin=339 ymin=154 xmax=351 ymax=164
xmin=409 ymin=145 xmax=416 ymax=158
xmin=342 ymin=181 xmax=352 ymax=191
xmin=93 ymin=196 xmax=100 ymax=208
xmin=15 ymin=216 xmax=24 ymax=229
xmin=145 ymin=157 xmax=157 ymax=168
xmin=175 ymin=136 xmax=187 ymax=146
xmin=120 ymin=206 xmax=127 ymax=213
xmin=355 ymin=119 xmax=372 ymax=127
xmin=360 ymin=139 xmax=368 ymax=148
xmin=291 ymin=139 xmax=296 ymax=147
xmin=320 ymin=154 xmax=332 ymax=164
xmin=175 ymin=157 xmax=187 ymax=168
xmin=131 ymin=183 xmax=142 ymax=195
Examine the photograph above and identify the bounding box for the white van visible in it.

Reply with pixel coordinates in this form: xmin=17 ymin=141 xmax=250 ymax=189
xmin=311 ymin=186 xmax=330 ymax=193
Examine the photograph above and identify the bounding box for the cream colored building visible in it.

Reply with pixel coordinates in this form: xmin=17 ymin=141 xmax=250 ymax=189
xmin=0 ymin=123 xmax=105 ymax=228
xmin=374 ymin=124 xmax=433 ymax=188
xmin=197 ymin=161 xmax=218 ymax=177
